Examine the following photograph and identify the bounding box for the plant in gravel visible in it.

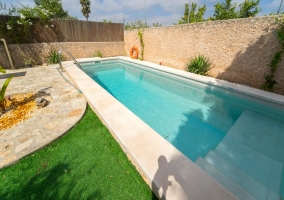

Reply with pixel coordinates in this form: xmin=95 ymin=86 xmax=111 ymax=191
xmin=186 ymin=54 xmax=212 ymax=75
xmin=0 ymin=66 xmax=13 ymax=115
xmin=47 ymin=49 xmax=65 ymax=64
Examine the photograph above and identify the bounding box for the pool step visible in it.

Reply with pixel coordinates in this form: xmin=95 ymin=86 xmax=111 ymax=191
xmin=225 ymin=110 xmax=284 ymax=197
xmin=227 ymin=110 xmax=284 ymax=164
xmin=204 ymin=150 xmax=281 ymax=200
xmin=195 ymin=157 xmax=257 ymax=200
xmin=196 ymin=110 xmax=284 ymax=199
xmin=215 ymin=135 xmax=283 ymax=193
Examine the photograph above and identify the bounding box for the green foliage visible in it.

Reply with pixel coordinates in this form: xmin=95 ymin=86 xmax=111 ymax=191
xmin=262 ymin=74 xmax=277 ymax=92
xmin=213 ymin=0 xmax=238 ymax=20
xmin=152 ymin=22 xmax=162 ymax=27
xmin=47 ymin=49 xmax=65 ymax=64
xmin=0 ymin=66 xmax=13 ymax=109
xmin=80 ymin=0 xmax=91 ymax=21
xmin=0 ymin=1 xmax=71 ymax=43
xmin=94 ymin=50 xmax=103 ymax=58
xmin=276 ymin=17 xmax=284 ymax=44
xmin=239 ymin=0 xmax=261 ymax=18
xmin=262 ymin=17 xmax=284 ymax=92
xmin=0 ymin=75 xmax=13 ymax=102
xmin=33 ymin=0 xmax=70 ymax=18
xmin=0 ymin=3 xmax=35 ymax=43
xmin=24 ymin=57 xmax=35 ymax=65
xmin=212 ymin=0 xmax=261 ymax=20
xmin=179 ymin=2 xmax=206 ymax=24
xmin=138 ymin=29 xmax=145 ymax=61
xmin=186 ymin=55 xmax=212 ymax=75
xmin=102 ymin=19 xmax=112 ymax=23
xmin=0 ymin=66 xmax=6 ymax=73
xmin=0 ymin=2 xmax=18 ymax=16
xmin=124 ymin=20 xmax=149 ymax=30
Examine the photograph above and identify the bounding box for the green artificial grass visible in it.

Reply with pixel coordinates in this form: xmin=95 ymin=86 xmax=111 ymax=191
xmin=0 ymin=106 xmax=157 ymax=200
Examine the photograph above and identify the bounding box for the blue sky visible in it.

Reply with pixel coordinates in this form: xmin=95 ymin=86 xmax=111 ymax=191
xmin=0 ymin=0 xmax=281 ymax=26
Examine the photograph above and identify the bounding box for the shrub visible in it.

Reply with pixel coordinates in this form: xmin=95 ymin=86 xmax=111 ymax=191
xmin=0 ymin=66 xmax=13 ymax=115
xmin=186 ymin=54 xmax=212 ymax=75
xmin=94 ymin=50 xmax=103 ymax=58
xmin=24 ymin=57 xmax=35 ymax=65
xmin=47 ymin=49 xmax=65 ymax=64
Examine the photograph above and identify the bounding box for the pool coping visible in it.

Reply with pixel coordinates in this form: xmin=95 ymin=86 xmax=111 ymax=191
xmin=63 ymin=57 xmax=242 ymax=199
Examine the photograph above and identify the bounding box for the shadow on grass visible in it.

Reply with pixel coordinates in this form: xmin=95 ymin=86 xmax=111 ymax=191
xmin=0 ymin=163 xmax=102 ymax=200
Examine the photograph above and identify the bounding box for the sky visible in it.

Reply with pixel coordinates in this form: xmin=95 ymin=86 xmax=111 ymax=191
xmin=0 ymin=0 xmax=281 ymax=26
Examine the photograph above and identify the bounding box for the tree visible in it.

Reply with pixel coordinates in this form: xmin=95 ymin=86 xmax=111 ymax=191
xmin=212 ymin=0 xmax=261 ymax=20
xmin=239 ymin=0 xmax=261 ymax=18
xmin=34 ymin=0 xmax=42 ymax=6
xmin=102 ymin=19 xmax=112 ymax=23
xmin=33 ymin=0 xmax=70 ymax=18
xmin=124 ymin=20 xmax=149 ymax=30
xmin=213 ymin=0 xmax=238 ymax=20
xmin=80 ymin=0 xmax=91 ymax=21
xmin=178 ymin=2 xmax=206 ymax=24
xmin=152 ymin=22 xmax=162 ymax=27
xmin=0 ymin=2 xmax=20 ymax=16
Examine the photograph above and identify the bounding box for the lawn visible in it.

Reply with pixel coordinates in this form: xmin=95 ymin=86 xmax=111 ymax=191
xmin=0 ymin=106 xmax=157 ymax=200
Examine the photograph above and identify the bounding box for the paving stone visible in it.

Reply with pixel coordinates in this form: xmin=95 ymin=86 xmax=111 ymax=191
xmin=68 ymin=109 xmax=83 ymax=117
xmin=2 ymin=155 xmax=16 ymax=166
xmin=18 ymin=136 xmax=30 ymax=143
xmin=15 ymin=139 xmax=33 ymax=154
xmin=0 ymin=142 xmax=14 ymax=151
xmin=0 ymin=150 xmax=11 ymax=158
xmin=0 ymin=66 xmax=86 ymax=168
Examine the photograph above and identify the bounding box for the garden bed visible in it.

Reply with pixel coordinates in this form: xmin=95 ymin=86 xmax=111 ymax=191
xmin=0 ymin=92 xmax=51 ymax=130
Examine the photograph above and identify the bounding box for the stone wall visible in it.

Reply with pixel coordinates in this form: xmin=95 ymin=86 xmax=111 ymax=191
xmin=0 ymin=42 xmax=124 ymax=68
xmin=125 ymin=16 xmax=284 ymax=94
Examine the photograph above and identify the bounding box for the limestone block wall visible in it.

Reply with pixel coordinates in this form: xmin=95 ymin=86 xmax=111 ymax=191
xmin=0 ymin=42 xmax=124 ymax=68
xmin=125 ymin=16 xmax=284 ymax=94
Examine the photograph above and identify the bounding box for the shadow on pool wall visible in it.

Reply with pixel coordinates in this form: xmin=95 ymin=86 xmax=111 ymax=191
xmin=214 ymin=25 xmax=284 ymax=95
xmin=169 ymin=84 xmax=236 ymax=162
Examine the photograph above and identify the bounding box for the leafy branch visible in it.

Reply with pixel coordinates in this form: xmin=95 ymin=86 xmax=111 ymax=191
xmin=262 ymin=17 xmax=284 ymax=92
xmin=138 ymin=29 xmax=145 ymax=61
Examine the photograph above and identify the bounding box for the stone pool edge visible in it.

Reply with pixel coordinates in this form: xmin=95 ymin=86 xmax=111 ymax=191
xmin=64 ymin=58 xmax=237 ymax=200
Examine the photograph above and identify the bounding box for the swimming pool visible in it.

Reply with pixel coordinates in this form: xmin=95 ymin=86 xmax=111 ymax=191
xmin=80 ymin=58 xmax=284 ymax=199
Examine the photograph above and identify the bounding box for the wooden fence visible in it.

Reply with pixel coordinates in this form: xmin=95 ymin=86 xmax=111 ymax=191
xmin=0 ymin=16 xmax=124 ymax=44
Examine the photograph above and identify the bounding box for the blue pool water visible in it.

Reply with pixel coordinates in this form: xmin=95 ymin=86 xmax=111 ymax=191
xmin=82 ymin=59 xmax=284 ymax=199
